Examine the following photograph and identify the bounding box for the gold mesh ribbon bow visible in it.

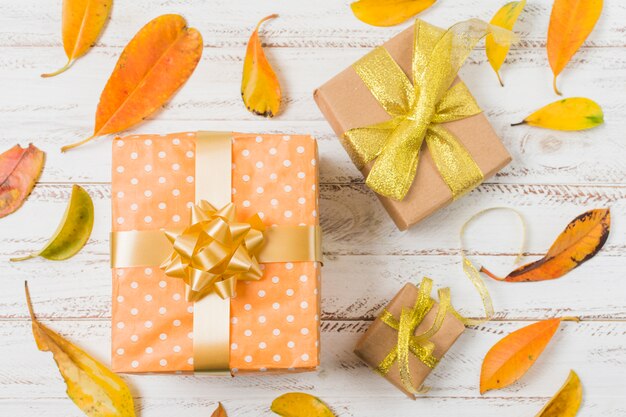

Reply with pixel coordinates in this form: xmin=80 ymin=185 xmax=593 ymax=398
xmin=377 ymin=271 xmax=495 ymax=395
xmin=376 ymin=277 xmax=452 ymax=395
xmin=344 ymin=19 xmax=512 ymax=201
xmin=160 ymin=200 xmax=265 ymax=302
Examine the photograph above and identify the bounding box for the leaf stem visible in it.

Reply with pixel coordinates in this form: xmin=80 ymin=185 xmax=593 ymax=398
xmin=10 ymin=253 xmax=36 ymax=262
xmin=480 ymin=266 xmax=505 ymax=281
xmin=511 ymin=121 xmax=526 ymax=127
xmin=553 ymin=76 xmax=562 ymax=96
xmin=256 ymin=14 xmax=279 ymax=32
xmin=41 ymin=60 xmax=74 ymax=78
xmin=561 ymin=316 xmax=581 ymax=323
xmin=61 ymin=135 xmax=96 ymax=153
xmin=24 ymin=281 xmax=36 ymax=321
xmin=497 ymin=71 xmax=504 ymax=87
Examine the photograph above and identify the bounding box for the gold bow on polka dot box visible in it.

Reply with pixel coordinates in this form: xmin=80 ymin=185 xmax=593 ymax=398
xmin=110 ymin=132 xmax=322 ymax=374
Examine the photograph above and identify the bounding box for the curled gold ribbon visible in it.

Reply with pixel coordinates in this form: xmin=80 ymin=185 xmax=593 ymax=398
xmin=376 ymin=205 xmax=524 ymax=394
xmin=160 ymin=200 xmax=265 ymax=302
xmin=344 ymin=19 xmax=513 ymax=201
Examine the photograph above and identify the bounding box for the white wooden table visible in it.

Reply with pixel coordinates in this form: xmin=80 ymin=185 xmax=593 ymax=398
xmin=1 ymin=0 xmax=625 ymax=415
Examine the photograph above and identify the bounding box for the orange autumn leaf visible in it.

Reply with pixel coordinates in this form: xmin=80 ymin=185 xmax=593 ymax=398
xmin=42 ymin=0 xmax=113 ymax=77
xmin=547 ymin=0 xmax=603 ymax=95
xmin=241 ymin=14 xmax=282 ymax=118
xmin=480 ymin=318 xmax=576 ymax=393
xmin=482 ymin=208 xmax=610 ymax=282
xmin=0 ymin=144 xmax=45 ymax=218
xmin=350 ymin=0 xmax=437 ymax=27
xmin=211 ymin=403 xmax=227 ymax=417
xmin=62 ymin=14 xmax=203 ymax=152
xmin=25 ymin=282 xmax=136 ymax=416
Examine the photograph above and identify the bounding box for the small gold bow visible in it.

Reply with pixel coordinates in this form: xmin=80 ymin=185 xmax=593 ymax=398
xmin=377 ymin=277 xmax=452 ymax=395
xmin=160 ymin=201 xmax=265 ymax=302
xmin=344 ymin=19 xmax=512 ymax=201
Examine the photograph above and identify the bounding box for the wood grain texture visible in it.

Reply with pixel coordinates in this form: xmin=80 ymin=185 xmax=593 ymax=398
xmin=0 ymin=0 xmax=624 ymax=416
xmin=0 ymin=46 xmax=623 ymax=184
xmin=1 ymin=183 xmax=623 ymax=320
xmin=0 ymin=0 xmax=623 ymax=48
xmin=2 ymin=320 xmax=626 ymax=416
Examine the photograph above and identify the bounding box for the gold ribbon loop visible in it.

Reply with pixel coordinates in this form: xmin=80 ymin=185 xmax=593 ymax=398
xmin=345 ymin=19 xmax=514 ymax=201
xmin=160 ymin=201 xmax=265 ymax=302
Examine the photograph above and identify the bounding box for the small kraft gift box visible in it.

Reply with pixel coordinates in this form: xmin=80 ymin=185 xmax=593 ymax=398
xmin=315 ymin=19 xmax=512 ymax=230
xmin=354 ymin=277 xmax=466 ymax=398
xmin=110 ymin=132 xmax=322 ymax=375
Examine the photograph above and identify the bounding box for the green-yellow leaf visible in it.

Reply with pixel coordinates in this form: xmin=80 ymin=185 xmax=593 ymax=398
xmin=535 ymin=371 xmax=583 ymax=416
xmin=512 ymin=98 xmax=604 ymax=131
xmin=271 ymin=393 xmax=336 ymax=417
xmin=25 ymin=282 xmax=136 ymax=416
xmin=486 ymin=0 xmax=526 ymax=86
xmin=11 ymin=184 xmax=94 ymax=261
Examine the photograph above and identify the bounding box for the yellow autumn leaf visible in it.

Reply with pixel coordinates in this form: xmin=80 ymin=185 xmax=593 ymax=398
xmin=25 ymin=282 xmax=136 ymax=416
xmin=241 ymin=14 xmax=282 ymax=118
xmin=11 ymin=184 xmax=94 ymax=261
xmin=42 ymin=0 xmax=113 ymax=77
xmin=271 ymin=393 xmax=336 ymax=417
xmin=512 ymin=98 xmax=604 ymax=131
xmin=535 ymin=371 xmax=583 ymax=417
xmin=350 ymin=0 xmax=437 ymax=27
xmin=486 ymin=0 xmax=526 ymax=86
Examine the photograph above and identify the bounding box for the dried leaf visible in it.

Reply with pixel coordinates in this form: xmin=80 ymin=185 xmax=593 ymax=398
xmin=512 ymin=98 xmax=604 ymax=131
xmin=25 ymin=282 xmax=136 ymax=416
xmin=0 ymin=144 xmax=45 ymax=218
xmin=62 ymin=14 xmax=203 ymax=151
xmin=482 ymin=208 xmax=610 ymax=282
xmin=211 ymin=402 xmax=227 ymax=417
xmin=241 ymin=14 xmax=281 ymax=118
xmin=42 ymin=0 xmax=113 ymax=77
xmin=535 ymin=371 xmax=583 ymax=417
xmin=547 ymin=0 xmax=603 ymax=95
xmin=350 ymin=0 xmax=437 ymax=27
xmin=271 ymin=392 xmax=336 ymax=417
xmin=11 ymin=184 xmax=94 ymax=261
xmin=480 ymin=318 xmax=577 ymax=394
xmin=486 ymin=0 xmax=526 ymax=86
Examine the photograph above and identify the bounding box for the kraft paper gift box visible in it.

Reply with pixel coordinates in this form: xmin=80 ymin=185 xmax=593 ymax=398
xmin=354 ymin=280 xmax=465 ymax=398
xmin=110 ymin=132 xmax=322 ymax=374
xmin=314 ymin=20 xmax=512 ymax=230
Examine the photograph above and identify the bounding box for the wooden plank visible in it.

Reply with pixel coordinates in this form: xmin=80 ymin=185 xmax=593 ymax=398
xmin=1 ymin=397 xmax=623 ymax=417
xmin=1 ymin=0 xmax=623 ymax=48
xmin=4 ymin=253 xmax=624 ymax=321
xmin=3 ymin=183 xmax=623 ymax=256
xmin=1 ymin=182 xmax=622 ymax=319
xmin=3 ymin=319 xmax=625 ymax=404
xmin=0 ymin=46 xmax=622 ymax=185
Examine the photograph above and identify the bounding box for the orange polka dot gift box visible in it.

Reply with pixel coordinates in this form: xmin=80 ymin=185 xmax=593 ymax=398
xmin=110 ymin=132 xmax=322 ymax=374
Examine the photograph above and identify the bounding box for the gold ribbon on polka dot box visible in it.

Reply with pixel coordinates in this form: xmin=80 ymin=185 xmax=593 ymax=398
xmin=110 ymin=132 xmax=322 ymax=374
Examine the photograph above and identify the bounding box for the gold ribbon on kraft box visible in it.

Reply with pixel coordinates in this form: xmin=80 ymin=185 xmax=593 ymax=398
xmin=342 ymin=19 xmax=513 ymax=201
xmin=110 ymin=132 xmax=322 ymax=374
